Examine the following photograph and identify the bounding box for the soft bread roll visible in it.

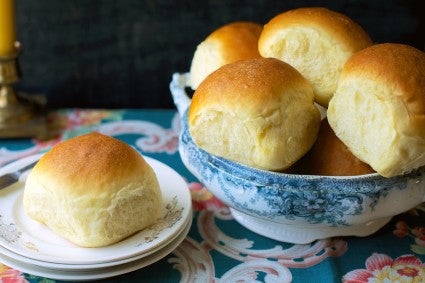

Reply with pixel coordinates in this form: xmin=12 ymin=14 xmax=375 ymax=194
xmin=189 ymin=21 xmax=262 ymax=90
xmin=295 ymin=118 xmax=375 ymax=176
xmin=189 ymin=58 xmax=321 ymax=171
xmin=23 ymin=132 xmax=162 ymax=248
xmin=258 ymin=7 xmax=372 ymax=107
xmin=327 ymin=43 xmax=425 ymax=177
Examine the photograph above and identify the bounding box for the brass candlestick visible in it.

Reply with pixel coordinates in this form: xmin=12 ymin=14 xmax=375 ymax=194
xmin=0 ymin=42 xmax=46 ymax=139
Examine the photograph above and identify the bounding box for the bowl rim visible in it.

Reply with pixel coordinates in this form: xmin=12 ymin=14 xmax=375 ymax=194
xmin=180 ymin=109 xmax=425 ymax=182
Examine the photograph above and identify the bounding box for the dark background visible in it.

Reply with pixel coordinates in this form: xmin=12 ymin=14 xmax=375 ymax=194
xmin=14 ymin=0 xmax=425 ymax=109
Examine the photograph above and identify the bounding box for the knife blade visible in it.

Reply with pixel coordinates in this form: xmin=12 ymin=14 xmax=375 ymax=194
xmin=0 ymin=160 xmax=37 ymax=190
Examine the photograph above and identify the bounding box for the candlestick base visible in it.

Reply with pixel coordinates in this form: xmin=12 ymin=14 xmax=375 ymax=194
xmin=0 ymin=42 xmax=47 ymax=139
xmin=0 ymin=91 xmax=47 ymax=139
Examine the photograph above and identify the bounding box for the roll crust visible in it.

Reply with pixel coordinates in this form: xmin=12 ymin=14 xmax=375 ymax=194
xmin=23 ymin=132 xmax=162 ymax=247
xmin=327 ymin=43 xmax=425 ymax=177
xmin=189 ymin=21 xmax=262 ymax=90
xmin=189 ymin=58 xmax=321 ymax=171
xmin=295 ymin=119 xmax=375 ymax=176
xmin=258 ymin=7 xmax=372 ymax=107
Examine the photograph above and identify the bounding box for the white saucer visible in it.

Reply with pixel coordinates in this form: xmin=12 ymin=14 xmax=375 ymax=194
xmin=0 ymin=214 xmax=192 ymax=281
xmin=0 ymin=208 xmax=192 ymax=270
xmin=0 ymin=154 xmax=192 ymax=265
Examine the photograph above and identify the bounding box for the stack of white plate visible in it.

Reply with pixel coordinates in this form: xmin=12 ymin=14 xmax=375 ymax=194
xmin=0 ymin=154 xmax=193 ymax=281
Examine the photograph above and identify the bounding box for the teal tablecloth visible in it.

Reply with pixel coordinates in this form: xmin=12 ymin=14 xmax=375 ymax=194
xmin=1 ymin=109 xmax=424 ymax=283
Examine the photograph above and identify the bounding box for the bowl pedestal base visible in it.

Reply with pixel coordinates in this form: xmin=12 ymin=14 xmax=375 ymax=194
xmin=230 ymin=208 xmax=392 ymax=244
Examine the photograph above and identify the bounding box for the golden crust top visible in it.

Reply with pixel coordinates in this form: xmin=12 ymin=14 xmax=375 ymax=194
xmin=259 ymin=7 xmax=372 ymax=52
xmin=32 ymin=132 xmax=151 ymax=196
xmin=341 ymin=43 xmax=425 ymax=118
xmin=189 ymin=57 xmax=311 ymax=121
xmin=206 ymin=21 xmax=262 ymax=62
xmin=189 ymin=21 xmax=263 ymax=90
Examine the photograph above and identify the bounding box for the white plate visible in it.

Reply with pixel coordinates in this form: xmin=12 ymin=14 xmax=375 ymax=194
xmin=0 ymin=214 xmax=192 ymax=281
xmin=0 ymin=154 xmax=192 ymax=265
xmin=0 ymin=208 xmax=192 ymax=270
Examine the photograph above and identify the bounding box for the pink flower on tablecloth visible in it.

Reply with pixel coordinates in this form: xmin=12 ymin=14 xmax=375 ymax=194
xmin=411 ymin=227 xmax=425 ymax=248
xmin=188 ymin=182 xmax=226 ymax=211
xmin=394 ymin=221 xmax=425 ymax=254
xmin=394 ymin=221 xmax=410 ymax=238
xmin=342 ymin=253 xmax=425 ymax=282
xmin=0 ymin=263 xmax=28 ymax=283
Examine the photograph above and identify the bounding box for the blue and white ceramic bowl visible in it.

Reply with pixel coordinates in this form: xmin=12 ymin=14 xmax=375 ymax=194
xmin=170 ymin=73 xmax=425 ymax=244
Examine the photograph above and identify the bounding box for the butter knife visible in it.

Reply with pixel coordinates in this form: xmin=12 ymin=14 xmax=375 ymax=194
xmin=0 ymin=160 xmax=37 ymax=190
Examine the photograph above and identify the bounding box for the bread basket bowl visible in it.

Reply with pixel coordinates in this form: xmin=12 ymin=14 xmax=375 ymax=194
xmin=170 ymin=72 xmax=425 ymax=244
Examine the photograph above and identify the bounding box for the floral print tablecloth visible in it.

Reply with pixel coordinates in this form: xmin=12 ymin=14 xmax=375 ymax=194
xmin=0 ymin=109 xmax=424 ymax=283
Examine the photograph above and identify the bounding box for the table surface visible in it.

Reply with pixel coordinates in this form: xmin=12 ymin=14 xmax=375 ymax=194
xmin=0 ymin=109 xmax=424 ymax=283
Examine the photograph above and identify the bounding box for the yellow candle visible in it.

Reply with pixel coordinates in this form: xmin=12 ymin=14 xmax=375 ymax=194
xmin=0 ymin=0 xmax=17 ymax=56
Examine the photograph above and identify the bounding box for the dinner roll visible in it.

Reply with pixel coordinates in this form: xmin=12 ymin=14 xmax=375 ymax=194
xmin=258 ymin=7 xmax=372 ymax=107
xmin=189 ymin=21 xmax=262 ymax=90
xmin=295 ymin=118 xmax=375 ymax=176
xmin=327 ymin=43 xmax=425 ymax=177
xmin=189 ymin=58 xmax=321 ymax=171
xmin=23 ymin=132 xmax=162 ymax=247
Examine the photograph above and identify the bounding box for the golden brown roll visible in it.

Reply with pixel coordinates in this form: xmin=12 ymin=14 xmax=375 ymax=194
xmin=327 ymin=43 xmax=425 ymax=177
xmin=295 ymin=118 xmax=375 ymax=176
xmin=189 ymin=21 xmax=263 ymax=90
xmin=23 ymin=132 xmax=162 ymax=247
xmin=258 ymin=7 xmax=372 ymax=107
xmin=189 ymin=57 xmax=321 ymax=171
